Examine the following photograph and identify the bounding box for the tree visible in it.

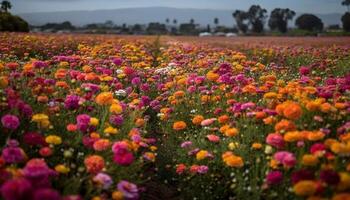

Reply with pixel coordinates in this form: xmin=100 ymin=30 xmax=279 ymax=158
xmin=173 ymin=19 xmax=177 ymax=25
xmin=165 ymin=18 xmax=170 ymax=24
xmin=190 ymin=18 xmax=195 ymax=24
xmin=247 ymin=5 xmax=267 ymax=33
xmin=1 ymin=0 xmax=11 ymax=12
xmin=233 ymin=10 xmax=249 ymax=33
xmin=0 ymin=12 xmax=29 ymax=32
xmin=342 ymin=0 xmax=350 ymax=12
xmin=342 ymin=12 xmax=350 ymax=32
xmin=295 ymin=14 xmax=323 ymax=31
xmin=214 ymin=18 xmax=219 ymax=26
xmin=268 ymin=8 xmax=296 ymax=33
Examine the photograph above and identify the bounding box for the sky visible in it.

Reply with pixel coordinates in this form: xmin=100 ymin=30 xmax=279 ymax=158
xmin=10 ymin=0 xmax=346 ymax=14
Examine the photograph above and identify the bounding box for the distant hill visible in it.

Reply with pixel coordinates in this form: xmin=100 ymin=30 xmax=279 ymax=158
xmin=18 ymin=7 xmax=343 ymax=27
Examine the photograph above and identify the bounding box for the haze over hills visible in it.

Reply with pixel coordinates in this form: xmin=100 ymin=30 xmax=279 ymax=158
xmin=18 ymin=7 xmax=342 ymax=27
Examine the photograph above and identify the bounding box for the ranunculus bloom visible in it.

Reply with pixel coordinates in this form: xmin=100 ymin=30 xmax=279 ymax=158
xmin=117 ymin=180 xmax=139 ymax=200
xmin=320 ymin=169 xmax=340 ymax=185
xmin=113 ymin=151 xmax=134 ymax=166
xmin=1 ymin=114 xmax=20 ymax=130
xmin=266 ymin=171 xmax=283 ymax=185
xmin=273 ymin=151 xmax=296 ymax=167
xmin=266 ymin=133 xmax=285 ymax=149
xmin=64 ymin=95 xmax=80 ymax=110
xmin=0 ymin=178 xmax=32 ymax=200
xmin=33 ymin=188 xmax=60 ymax=200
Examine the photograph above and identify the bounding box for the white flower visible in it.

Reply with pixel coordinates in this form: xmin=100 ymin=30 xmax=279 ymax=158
xmin=115 ymin=89 xmax=127 ymax=97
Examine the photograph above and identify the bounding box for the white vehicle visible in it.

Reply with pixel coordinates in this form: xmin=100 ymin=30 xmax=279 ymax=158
xmin=199 ymin=32 xmax=212 ymax=37
xmin=226 ymin=33 xmax=238 ymax=37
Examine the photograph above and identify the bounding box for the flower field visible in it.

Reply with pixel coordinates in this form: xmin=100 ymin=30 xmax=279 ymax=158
xmin=0 ymin=33 xmax=350 ymax=200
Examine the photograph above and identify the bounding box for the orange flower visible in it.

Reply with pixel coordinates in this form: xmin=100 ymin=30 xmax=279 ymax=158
xmin=218 ymin=115 xmax=229 ymax=124
xmin=206 ymin=71 xmax=219 ymax=81
xmin=173 ymin=121 xmax=187 ymax=131
xmin=84 ymin=155 xmax=105 ymax=174
xmin=95 ymin=92 xmax=114 ymax=106
xmin=222 ymin=151 xmax=243 ymax=167
xmin=283 ymin=102 xmax=302 ymax=120
xmin=135 ymin=118 xmax=145 ymax=127
xmin=192 ymin=115 xmax=204 ymax=125
xmin=275 ymin=119 xmax=296 ymax=133
xmin=224 ymin=128 xmax=238 ymax=137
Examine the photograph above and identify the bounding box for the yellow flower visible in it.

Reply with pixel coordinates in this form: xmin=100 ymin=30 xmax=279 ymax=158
xmin=293 ymin=181 xmax=317 ymax=196
xmin=90 ymin=117 xmax=99 ymax=126
xmin=32 ymin=113 xmax=49 ymax=122
xmin=104 ymin=126 xmax=118 ymax=135
xmin=55 ymin=164 xmax=70 ymax=174
xmin=110 ymin=104 xmax=123 ymax=114
xmin=196 ymin=150 xmax=208 ymax=160
xmin=45 ymin=135 xmax=62 ymax=145
xmin=337 ymin=172 xmax=350 ymax=191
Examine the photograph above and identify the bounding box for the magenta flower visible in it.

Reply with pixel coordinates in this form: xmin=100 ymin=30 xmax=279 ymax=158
xmin=0 ymin=178 xmax=32 ymax=200
xmin=64 ymin=95 xmax=80 ymax=110
xmin=113 ymin=151 xmax=134 ymax=166
xmin=33 ymin=188 xmax=60 ymax=200
xmin=266 ymin=171 xmax=283 ymax=185
xmin=266 ymin=133 xmax=285 ymax=149
xmin=76 ymin=114 xmax=90 ymax=132
xmin=1 ymin=146 xmax=25 ymax=164
xmin=273 ymin=151 xmax=296 ymax=168
xmin=1 ymin=114 xmax=20 ymax=130
xmin=117 ymin=180 xmax=139 ymax=200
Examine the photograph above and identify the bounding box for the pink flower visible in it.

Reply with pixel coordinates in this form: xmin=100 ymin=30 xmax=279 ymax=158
xmin=273 ymin=151 xmax=296 ymax=168
xmin=200 ymin=118 xmax=216 ymax=126
xmin=266 ymin=133 xmax=285 ymax=149
xmin=1 ymin=114 xmax=20 ymax=130
xmin=206 ymin=134 xmax=220 ymax=143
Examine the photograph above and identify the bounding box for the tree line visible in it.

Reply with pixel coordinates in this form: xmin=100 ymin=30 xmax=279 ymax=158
xmin=1 ymin=0 xmax=350 ymax=35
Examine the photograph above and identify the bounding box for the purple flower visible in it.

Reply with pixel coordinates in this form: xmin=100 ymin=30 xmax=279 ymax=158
xmin=1 ymin=114 xmax=20 ymax=130
xmin=113 ymin=58 xmax=123 ymax=66
xmin=0 ymin=178 xmax=32 ymax=200
xmin=64 ymin=95 xmax=80 ymax=110
xmin=33 ymin=61 xmax=48 ymax=69
xmin=1 ymin=146 xmax=24 ymax=164
xmin=93 ymin=173 xmax=113 ymax=189
xmin=131 ymin=77 xmax=141 ymax=85
xmin=117 ymin=180 xmax=139 ymax=200
xmin=76 ymin=114 xmax=90 ymax=132
xmin=197 ymin=165 xmax=209 ymax=174
xmin=109 ymin=115 xmax=124 ymax=126
xmin=266 ymin=171 xmax=283 ymax=185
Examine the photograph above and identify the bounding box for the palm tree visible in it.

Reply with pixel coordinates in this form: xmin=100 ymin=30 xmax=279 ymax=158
xmin=342 ymin=0 xmax=350 ymax=12
xmin=1 ymin=0 xmax=12 ymax=13
xmin=173 ymin=19 xmax=177 ymax=25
